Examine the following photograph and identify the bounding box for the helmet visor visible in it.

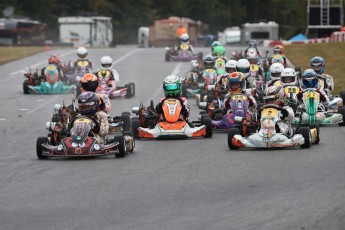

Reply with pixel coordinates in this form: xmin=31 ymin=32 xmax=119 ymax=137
xmin=78 ymin=102 xmax=95 ymax=112
xmin=78 ymin=53 xmax=87 ymax=59
xmin=281 ymin=76 xmax=295 ymax=83
xmin=271 ymin=72 xmax=281 ymax=78
xmin=311 ymin=64 xmax=322 ymax=71
xmin=165 ymin=83 xmax=178 ymax=91
xmin=264 ymin=95 xmax=279 ymax=104
xmin=102 ymin=64 xmax=112 ymax=68
xmin=237 ymin=67 xmax=249 ymax=73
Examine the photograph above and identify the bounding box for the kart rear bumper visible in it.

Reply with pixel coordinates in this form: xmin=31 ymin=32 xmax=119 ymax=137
xmin=232 ymin=133 xmax=305 ymax=148
xmin=138 ymin=122 xmax=206 ymax=138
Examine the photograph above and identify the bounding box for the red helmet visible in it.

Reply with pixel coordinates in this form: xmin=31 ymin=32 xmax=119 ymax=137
xmin=48 ymin=54 xmax=63 ymax=68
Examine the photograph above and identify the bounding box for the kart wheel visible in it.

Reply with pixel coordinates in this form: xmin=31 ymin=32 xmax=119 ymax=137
xmin=36 ymin=137 xmax=49 ymax=159
xmin=296 ymin=127 xmax=311 ymax=148
xmin=150 ymin=100 xmax=155 ymax=110
xmin=309 ymin=123 xmax=320 ymax=144
xmin=125 ymin=83 xmax=132 ymax=98
xmin=228 ymin=128 xmax=240 ymax=150
xmin=201 ymin=117 xmax=213 ymax=138
xmin=131 ymin=117 xmax=141 ymax=140
xmin=182 ymin=83 xmax=188 ymax=97
xmin=121 ymin=112 xmax=131 ymax=132
xmin=23 ymin=80 xmax=30 ymax=94
xmin=75 ymin=84 xmax=82 ymax=98
xmin=195 ymin=94 xmax=200 ymax=106
xmin=339 ymin=91 xmax=345 ymax=106
xmin=338 ymin=107 xmax=345 ymax=126
xmin=114 ymin=135 xmax=127 ymax=158
xmin=165 ymin=52 xmax=170 ymax=62
xmin=129 ymin=82 xmax=135 ymax=96
xmin=200 ymin=91 xmax=207 ymax=102
xmin=51 ymin=114 xmax=61 ymax=122
xmin=124 ymin=131 xmax=135 ymax=153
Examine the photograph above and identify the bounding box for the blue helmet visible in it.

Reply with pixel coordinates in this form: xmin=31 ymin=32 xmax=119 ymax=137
xmin=310 ymin=56 xmax=325 ymax=74
xmin=302 ymin=69 xmax=318 ymax=89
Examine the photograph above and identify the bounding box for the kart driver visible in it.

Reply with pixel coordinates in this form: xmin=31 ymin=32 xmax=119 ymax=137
xmin=74 ymin=47 xmax=93 ymax=70
xmin=77 ymin=91 xmax=109 ymax=144
xmin=156 ymin=75 xmax=190 ymax=121
xmin=94 ymin=56 xmax=120 ymax=91
xmin=263 ymin=86 xmax=294 ymax=135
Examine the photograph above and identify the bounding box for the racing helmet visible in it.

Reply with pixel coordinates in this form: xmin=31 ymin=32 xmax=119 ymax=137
xmin=236 ymin=59 xmax=250 ymax=74
xmin=80 ymin=73 xmax=99 ymax=92
xmin=77 ymin=47 xmax=88 ymax=59
xmin=273 ymin=45 xmax=284 ymax=55
xmin=229 ymin=72 xmax=245 ymax=94
xmin=264 ymin=86 xmax=285 ymax=106
xmin=310 ymin=56 xmax=325 ymax=74
xmin=48 ymin=54 xmax=63 ymax=68
xmin=213 ymin=46 xmax=226 ymax=58
xmin=100 ymin=56 xmax=113 ymax=68
xmin=269 ymin=63 xmax=285 ymax=81
xmin=225 ymin=60 xmax=237 ymax=73
xmin=301 ymin=69 xmax=318 ymax=89
xmin=180 ymin=33 xmax=190 ymax=44
xmin=163 ymin=75 xmax=181 ymax=98
xmin=211 ymin=41 xmax=221 ymax=53
xmin=280 ymin=68 xmax=297 ymax=86
xmin=78 ymin=92 xmax=100 ymax=116
xmin=248 ymin=39 xmax=257 ymax=48
xmin=203 ymin=55 xmax=215 ymax=69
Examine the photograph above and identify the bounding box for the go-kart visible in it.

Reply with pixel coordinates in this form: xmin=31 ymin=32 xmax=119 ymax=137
xmin=165 ymin=44 xmax=203 ymax=62
xmin=131 ymin=99 xmax=212 ymax=139
xmin=199 ymin=93 xmax=259 ymax=132
xmin=194 ymin=68 xmax=218 ymax=105
xmin=293 ymin=88 xmax=345 ymax=126
xmin=23 ymin=65 xmax=74 ymax=94
xmin=36 ymin=101 xmax=134 ymax=159
xmin=228 ymin=104 xmax=319 ymax=149
xmin=245 ymin=64 xmax=266 ymax=103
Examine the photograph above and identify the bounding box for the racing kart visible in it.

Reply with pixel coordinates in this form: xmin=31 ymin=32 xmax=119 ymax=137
xmin=199 ymin=93 xmax=259 ymax=132
xmin=131 ymin=99 xmax=213 ymax=139
xmin=293 ymin=88 xmax=345 ymax=126
xmin=36 ymin=101 xmax=134 ymax=159
xmin=194 ymin=69 xmax=218 ymax=106
xmin=23 ymin=65 xmax=74 ymax=94
xmin=165 ymin=44 xmax=203 ymax=62
xmin=63 ymin=61 xmax=91 ymax=85
xmin=228 ymin=104 xmax=319 ymax=149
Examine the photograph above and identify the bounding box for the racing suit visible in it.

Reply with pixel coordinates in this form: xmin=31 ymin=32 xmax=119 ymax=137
xmin=73 ymin=59 xmax=93 ymax=70
xmin=94 ymin=68 xmax=120 ymax=91
xmin=156 ymin=97 xmax=190 ymax=120
xmin=224 ymin=89 xmax=257 ymax=110
xmin=94 ymin=110 xmax=109 ymax=144
xmin=276 ymin=106 xmax=294 ymax=135
xmin=317 ymin=73 xmax=334 ymax=96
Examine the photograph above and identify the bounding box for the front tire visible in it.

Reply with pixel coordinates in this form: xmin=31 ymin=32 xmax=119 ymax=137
xmin=36 ymin=137 xmax=49 ymax=159
xmin=201 ymin=117 xmax=213 ymax=138
xmin=124 ymin=131 xmax=135 ymax=153
xmin=121 ymin=112 xmax=131 ymax=132
xmin=114 ymin=135 xmax=127 ymax=158
xmin=125 ymin=83 xmax=132 ymax=98
xmin=131 ymin=117 xmax=141 ymax=140
xmin=228 ymin=128 xmax=240 ymax=150
xmin=296 ymin=127 xmax=311 ymax=148
xmin=338 ymin=107 xmax=345 ymax=126
xmin=23 ymin=80 xmax=30 ymax=94
xmin=309 ymin=123 xmax=320 ymax=144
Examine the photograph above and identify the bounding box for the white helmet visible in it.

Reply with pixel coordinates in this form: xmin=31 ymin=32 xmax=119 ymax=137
xmin=269 ymin=63 xmax=284 ymax=81
xmin=280 ymin=68 xmax=297 ymax=86
xmin=77 ymin=47 xmax=88 ymax=59
xmin=100 ymin=56 xmax=113 ymax=68
xmin=180 ymin=33 xmax=190 ymax=44
xmin=236 ymin=59 xmax=250 ymax=74
xmin=225 ymin=60 xmax=237 ymax=73
xmin=247 ymin=51 xmax=259 ymax=64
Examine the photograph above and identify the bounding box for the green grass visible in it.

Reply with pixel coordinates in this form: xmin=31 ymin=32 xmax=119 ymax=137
xmin=0 ymin=46 xmax=48 ymax=65
xmin=285 ymin=43 xmax=345 ymax=95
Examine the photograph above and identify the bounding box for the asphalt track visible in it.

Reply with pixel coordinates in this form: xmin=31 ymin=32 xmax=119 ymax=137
xmin=0 ymin=46 xmax=345 ymax=230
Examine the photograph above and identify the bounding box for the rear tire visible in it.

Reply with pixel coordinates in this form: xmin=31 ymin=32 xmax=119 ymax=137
xmin=309 ymin=123 xmax=320 ymax=144
xmin=51 ymin=114 xmax=61 ymax=122
xmin=228 ymin=128 xmax=240 ymax=150
xmin=36 ymin=137 xmax=49 ymax=159
xmin=125 ymin=83 xmax=132 ymax=98
xmin=129 ymin=82 xmax=135 ymax=96
xmin=23 ymin=80 xmax=30 ymax=94
xmin=131 ymin=117 xmax=141 ymax=140
xmin=201 ymin=117 xmax=213 ymax=138
xmin=200 ymin=91 xmax=206 ymax=102
xmin=165 ymin=52 xmax=170 ymax=62
xmin=296 ymin=127 xmax=311 ymax=148
xmin=121 ymin=112 xmax=131 ymax=131
xmin=182 ymin=83 xmax=188 ymax=97
xmin=114 ymin=135 xmax=127 ymax=158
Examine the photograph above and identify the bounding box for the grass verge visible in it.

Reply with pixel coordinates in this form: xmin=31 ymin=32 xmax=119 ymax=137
xmin=285 ymin=42 xmax=345 ymax=95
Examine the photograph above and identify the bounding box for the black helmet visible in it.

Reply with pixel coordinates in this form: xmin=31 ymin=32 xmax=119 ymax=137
xmin=203 ymin=55 xmax=215 ymax=69
xmin=78 ymin=92 xmax=100 ymax=116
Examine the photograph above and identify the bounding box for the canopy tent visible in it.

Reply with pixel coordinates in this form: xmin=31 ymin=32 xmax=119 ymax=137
xmin=288 ymin=33 xmax=308 ymax=41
